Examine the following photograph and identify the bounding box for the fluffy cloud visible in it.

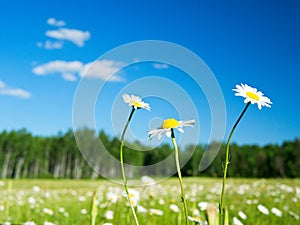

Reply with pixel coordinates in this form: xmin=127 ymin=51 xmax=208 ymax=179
xmin=46 ymin=28 xmax=90 ymax=47
xmin=47 ymin=18 xmax=66 ymax=27
xmin=0 ymin=80 xmax=31 ymax=99
xmin=37 ymin=40 xmax=63 ymax=49
xmin=62 ymin=73 xmax=77 ymax=82
xmin=37 ymin=18 xmax=90 ymax=49
xmin=32 ymin=60 xmax=83 ymax=81
xmin=32 ymin=60 xmax=124 ymax=82
xmin=80 ymin=60 xmax=124 ymax=81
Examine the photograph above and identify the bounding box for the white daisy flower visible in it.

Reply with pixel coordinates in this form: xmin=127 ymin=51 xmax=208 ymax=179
xmin=233 ymin=217 xmax=244 ymax=225
xmin=148 ymin=118 xmax=195 ymax=140
xmin=105 ymin=210 xmax=114 ymax=220
xmin=289 ymin=211 xmax=299 ymax=220
xmin=188 ymin=216 xmax=205 ymax=224
xmin=137 ymin=205 xmax=148 ymax=213
xmin=233 ymin=83 xmax=272 ymax=110
xmin=257 ymin=204 xmax=269 ymax=215
xmin=198 ymin=201 xmax=208 ymax=211
xmin=32 ymin=186 xmax=40 ymax=192
xmin=58 ymin=207 xmax=65 ymax=213
xmin=238 ymin=210 xmax=247 ymax=220
xmin=149 ymin=208 xmax=164 ymax=216
xmin=22 ymin=222 xmax=36 ymax=225
xmin=141 ymin=175 xmax=156 ymax=187
xmin=124 ymin=189 xmax=140 ymax=207
xmin=106 ymin=191 xmax=118 ymax=203
xmin=27 ymin=196 xmax=36 ymax=205
xmin=271 ymin=207 xmax=282 ymax=217
xmin=122 ymin=93 xmax=151 ymax=111
xmin=44 ymin=222 xmax=56 ymax=225
xmin=43 ymin=208 xmax=54 ymax=216
xmin=80 ymin=208 xmax=87 ymax=215
xmin=169 ymin=204 xmax=179 ymax=213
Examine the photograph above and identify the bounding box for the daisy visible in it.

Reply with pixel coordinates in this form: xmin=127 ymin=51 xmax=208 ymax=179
xmin=123 ymin=189 xmax=140 ymax=207
xmin=120 ymin=93 xmax=150 ymax=225
xmin=149 ymin=208 xmax=164 ymax=216
xmin=198 ymin=201 xmax=208 ymax=211
xmin=43 ymin=208 xmax=54 ymax=216
xmin=148 ymin=118 xmax=196 ymax=140
xmin=23 ymin=222 xmax=36 ymax=225
xmin=257 ymin=204 xmax=269 ymax=215
xmin=80 ymin=208 xmax=88 ymax=215
xmin=44 ymin=222 xmax=56 ymax=225
xmin=233 ymin=217 xmax=244 ymax=225
xmin=148 ymin=117 xmax=195 ymax=225
xmin=220 ymin=83 xmax=272 ymax=223
xmin=238 ymin=211 xmax=247 ymax=220
xmin=137 ymin=205 xmax=148 ymax=214
xmin=188 ymin=216 xmax=206 ymax=224
xmin=141 ymin=175 xmax=156 ymax=187
xmin=271 ymin=207 xmax=282 ymax=217
xmin=106 ymin=191 xmax=118 ymax=203
xmin=233 ymin=83 xmax=272 ymax=110
xmin=105 ymin=210 xmax=114 ymax=220
xmin=122 ymin=93 xmax=150 ymax=111
xmin=169 ymin=204 xmax=179 ymax=213
xmin=289 ymin=211 xmax=299 ymax=220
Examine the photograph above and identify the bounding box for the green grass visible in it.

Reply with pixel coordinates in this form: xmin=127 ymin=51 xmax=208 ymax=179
xmin=0 ymin=178 xmax=299 ymax=225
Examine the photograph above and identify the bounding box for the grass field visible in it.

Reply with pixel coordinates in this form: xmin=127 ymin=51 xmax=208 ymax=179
xmin=0 ymin=178 xmax=299 ymax=225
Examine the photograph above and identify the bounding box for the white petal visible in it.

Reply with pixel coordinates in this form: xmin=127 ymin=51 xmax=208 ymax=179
xmin=131 ymin=95 xmax=142 ymax=103
xmin=148 ymin=128 xmax=165 ymax=140
xmin=176 ymin=127 xmax=184 ymax=133
xmin=179 ymin=120 xmax=196 ymax=127
xmin=141 ymin=102 xmax=151 ymax=111
xmin=165 ymin=130 xmax=172 ymax=138
xmin=122 ymin=93 xmax=131 ymax=103
xmin=157 ymin=132 xmax=163 ymax=140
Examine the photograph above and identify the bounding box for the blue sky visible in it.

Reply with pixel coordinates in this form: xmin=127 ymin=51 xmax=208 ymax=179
xmin=0 ymin=0 xmax=299 ymax=147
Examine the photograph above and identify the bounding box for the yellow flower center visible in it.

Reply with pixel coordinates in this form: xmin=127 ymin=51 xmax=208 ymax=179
xmin=246 ymin=92 xmax=260 ymax=101
xmin=130 ymin=101 xmax=142 ymax=108
xmin=161 ymin=118 xmax=179 ymax=129
xmin=129 ymin=193 xmax=135 ymax=198
xmin=193 ymin=216 xmax=201 ymax=221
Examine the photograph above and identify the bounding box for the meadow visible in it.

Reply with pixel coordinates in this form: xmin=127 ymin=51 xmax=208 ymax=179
xmin=0 ymin=178 xmax=299 ymax=225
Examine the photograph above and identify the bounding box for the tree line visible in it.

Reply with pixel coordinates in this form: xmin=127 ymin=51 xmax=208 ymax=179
xmin=0 ymin=128 xmax=299 ymax=179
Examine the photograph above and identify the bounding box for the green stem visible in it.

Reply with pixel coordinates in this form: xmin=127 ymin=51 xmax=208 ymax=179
xmin=171 ymin=129 xmax=190 ymax=225
xmin=120 ymin=107 xmax=140 ymax=225
xmin=219 ymin=102 xmax=250 ymax=225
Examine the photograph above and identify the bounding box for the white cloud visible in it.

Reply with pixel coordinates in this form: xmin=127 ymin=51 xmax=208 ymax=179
xmin=46 ymin=28 xmax=90 ymax=47
xmin=80 ymin=60 xmax=124 ymax=81
xmin=38 ymin=18 xmax=90 ymax=49
xmin=62 ymin=73 xmax=77 ymax=82
xmin=153 ymin=63 xmax=169 ymax=69
xmin=32 ymin=60 xmax=125 ymax=82
xmin=32 ymin=60 xmax=83 ymax=82
xmin=0 ymin=80 xmax=31 ymax=99
xmin=37 ymin=40 xmax=63 ymax=49
xmin=47 ymin=18 xmax=66 ymax=27
xmin=44 ymin=40 xmax=63 ymax=49
xmin=33 ymin=60 xmax=83 ymax=75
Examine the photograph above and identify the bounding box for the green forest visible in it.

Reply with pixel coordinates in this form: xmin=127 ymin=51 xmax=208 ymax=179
xmin=0 ymin=128 xmax=299 ymax=179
